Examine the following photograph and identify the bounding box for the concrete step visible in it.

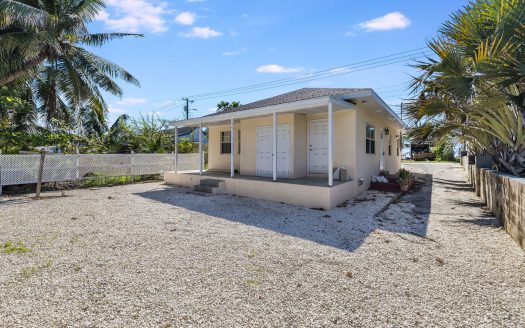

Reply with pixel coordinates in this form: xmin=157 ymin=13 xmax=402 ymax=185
xmin=194 ymin=185 xmax=216 ymax=193
xmin=200 ymin=179 xmax=223 ymax=187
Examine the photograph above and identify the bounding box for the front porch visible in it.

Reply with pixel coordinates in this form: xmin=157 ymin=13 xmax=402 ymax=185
xmin=164 ymin=170 xmax=357 ymax=210
xmin=171 ymin=95 xmax=358 ymax=188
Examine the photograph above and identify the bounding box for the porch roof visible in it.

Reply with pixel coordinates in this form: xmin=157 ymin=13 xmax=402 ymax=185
xmin=170 ymin=88 xmax=404 ymax=127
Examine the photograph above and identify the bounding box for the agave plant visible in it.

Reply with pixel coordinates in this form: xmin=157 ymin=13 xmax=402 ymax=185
xmin=0 ymin=0 xmax=142 ymax=129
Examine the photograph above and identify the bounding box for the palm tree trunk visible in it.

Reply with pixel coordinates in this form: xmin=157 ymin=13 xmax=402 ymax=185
xmin=0 ymin=52 xmax=47 ymax=86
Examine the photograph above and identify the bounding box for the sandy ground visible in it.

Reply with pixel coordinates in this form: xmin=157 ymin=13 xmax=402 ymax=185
xmin=0 ymin=162 xmax=524 ymax=327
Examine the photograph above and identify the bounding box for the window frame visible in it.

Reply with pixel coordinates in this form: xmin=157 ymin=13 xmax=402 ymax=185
xmin=220 ymin=131 xmax=232 ymax=154
xmin=365 ymin=123 xmax=376 ymax=154
xmin=220 ymin=130 xmax=241 ymax=154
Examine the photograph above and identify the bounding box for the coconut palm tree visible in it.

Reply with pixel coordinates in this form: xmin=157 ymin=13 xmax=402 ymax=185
xmin=0 ymin=0 xmax=142 ymax=128
xmin=407 ymin=0 xmax=525 ymax=176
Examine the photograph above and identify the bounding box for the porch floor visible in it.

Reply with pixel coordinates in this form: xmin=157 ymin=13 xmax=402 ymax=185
xmin=178 ymin=170 xmax=347 ymax=187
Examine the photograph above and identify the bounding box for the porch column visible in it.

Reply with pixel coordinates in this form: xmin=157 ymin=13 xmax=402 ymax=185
xmin=199 ymin=123 xmax=203 ymax=175
xmin=230 ymin=118 xmax=235 ymax=177
xmin=328 ymin=101 xmax=334 ymax=187
xmin=174 ymin=126 xmax=178 ymax=173
xmin=272 ymin=112 xmax=277 ymax=181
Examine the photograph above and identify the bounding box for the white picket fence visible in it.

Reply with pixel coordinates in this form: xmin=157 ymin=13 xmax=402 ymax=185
xmin=0 ymin=153 xmax=201 ymax=193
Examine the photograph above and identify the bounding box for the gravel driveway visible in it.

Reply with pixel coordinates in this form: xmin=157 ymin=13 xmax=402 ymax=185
xmin=1 ymin=163 xmax=524 ymax=327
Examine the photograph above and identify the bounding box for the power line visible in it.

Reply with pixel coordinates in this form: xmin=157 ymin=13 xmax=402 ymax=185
xmin=188 ymin=54 xmax=429 ymax=102
xmin=159 ymin=47 xmax=430 ymax=120
xmin=186 ymin=47 xmax=428 ymax=100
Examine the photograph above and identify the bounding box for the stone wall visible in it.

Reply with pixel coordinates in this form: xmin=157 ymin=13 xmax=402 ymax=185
xmin=466 ymin=165 xmax=525 ymax=252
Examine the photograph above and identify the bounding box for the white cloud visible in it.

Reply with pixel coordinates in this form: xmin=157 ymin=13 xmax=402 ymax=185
xmin=256 ymin=64 xmax=304 ymax=74
xmin=116 ymin=97 xmax=148 ymax=106
xmin=95 ymin=0 xmax=169 ymax=33
xmin=108 ymin=106 xmax=126 ymax=113
xmin=175 ymin=11 xmax=196 ymax=25
xmin=181 ymin=26 xmax=222 ymax=38
xmin=222 ymin=47 xmax=247 ymax=56
xmin=358 ymin=12 xmax=411 ymax=32
xmin=345 ymin=31 xmax=356 ymax=38
xmin=241 ymin=14 xmax=249 ymax=18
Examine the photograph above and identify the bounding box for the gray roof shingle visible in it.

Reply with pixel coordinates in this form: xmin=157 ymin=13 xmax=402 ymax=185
xmin=209 ymin=88 xmax=370 ymax=116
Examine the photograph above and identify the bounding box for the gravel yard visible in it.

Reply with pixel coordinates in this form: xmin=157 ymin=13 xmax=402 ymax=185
xmin=1 ymin=163 xmax=524 ymax=327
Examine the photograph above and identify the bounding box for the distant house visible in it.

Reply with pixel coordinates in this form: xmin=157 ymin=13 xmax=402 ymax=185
xmin=166 ymin=88 xmax=404 ymax=209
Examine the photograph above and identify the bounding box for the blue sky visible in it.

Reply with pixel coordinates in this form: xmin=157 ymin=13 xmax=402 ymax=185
xmin=89 ymin=0 xmax=469 ymax=123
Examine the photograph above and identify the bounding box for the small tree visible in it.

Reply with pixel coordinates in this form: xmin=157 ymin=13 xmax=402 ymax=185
xmin=431 ymin=138 xmax=456 ymax=162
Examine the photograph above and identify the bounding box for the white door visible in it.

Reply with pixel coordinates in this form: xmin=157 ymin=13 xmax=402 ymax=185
xmin=380 ymin=130 xmax=385 ymax=171
xmin=308 ymin=120 xmax=328 ymax=174
xmin=256 ymin=125 xmax=290 ymax=177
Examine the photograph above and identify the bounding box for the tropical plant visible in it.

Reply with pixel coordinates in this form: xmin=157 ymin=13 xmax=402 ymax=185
xmin=178 ymin=138 xmax=197 ymax=153
xmin=0 ymin=0 xmax=142 ymax=129
xmin=0 ymin=84 xmax=37 ymax=132
xmin=406 ymin=0 xmax=525 ymax=177
xmin=431 ymin=137 xmax=456 ymax=162
xmin=397 ymin=168 xmax=412 ymax=190
xmin=216 ymin=100 xmax=240 ymax=112
xmin=129 ymin=113 xmax=173 ymax=153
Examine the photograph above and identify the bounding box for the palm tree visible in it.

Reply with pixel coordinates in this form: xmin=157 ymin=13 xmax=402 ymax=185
xmin=0 ymin=0 xmax=142 ymax=128
xmin=216 ymin=100 xmax=240 ymax=112
xmin=406 ymin=0 xmax=525 ymax=176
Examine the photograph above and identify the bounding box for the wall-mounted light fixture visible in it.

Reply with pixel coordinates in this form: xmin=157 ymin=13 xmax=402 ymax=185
xmin=384 ymin=128 xmax=390 ymax=135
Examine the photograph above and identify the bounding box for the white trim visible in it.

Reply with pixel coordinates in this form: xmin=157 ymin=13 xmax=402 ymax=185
xmin=380 ymin=129 xmax=385 ymax=171
xmin=199 ymin=123 xmax=203 ymax=175
xmin=230 ymin=118 xmax=234 ymax=178
xmin=272 ymin=112 xmax=277 ymax=181
xmin=168 ymin=89 xmax=402 ymax=128
xmin=370 ymin=90 xmax=405 ymax=127
xmin=170 ymin=96 xmax=355 ymax=127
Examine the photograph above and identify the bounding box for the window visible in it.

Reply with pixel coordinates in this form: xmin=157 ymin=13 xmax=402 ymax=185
xmin=388 ymin=135 xmax=392 ymax=156
xmin=397 ymin=137 xmax=400 ymax=156
xmin=220 ymin=131 xmax=231 ymax=154
xmin=238 ymin=130 xmax=241 ymax=154
xmin=221 ymin=130 xmax=241 ymax=154
xmin=365 ymin=123 xmax=375 ymax=154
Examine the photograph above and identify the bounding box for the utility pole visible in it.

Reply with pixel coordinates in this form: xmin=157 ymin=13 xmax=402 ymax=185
xmin=400 ymin=102 xmax=404 ymax=157
xmin=182 ymin=97 xmax=194 ymax=119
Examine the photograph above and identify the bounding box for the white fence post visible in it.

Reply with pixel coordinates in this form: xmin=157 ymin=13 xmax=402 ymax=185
xmin=131 ymin=151 xmax=135 ymax=183
xmin=36 ymin=150 xmax=46 ymax=198
xmin=76 ymin=149 xmax=80 ymax=186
